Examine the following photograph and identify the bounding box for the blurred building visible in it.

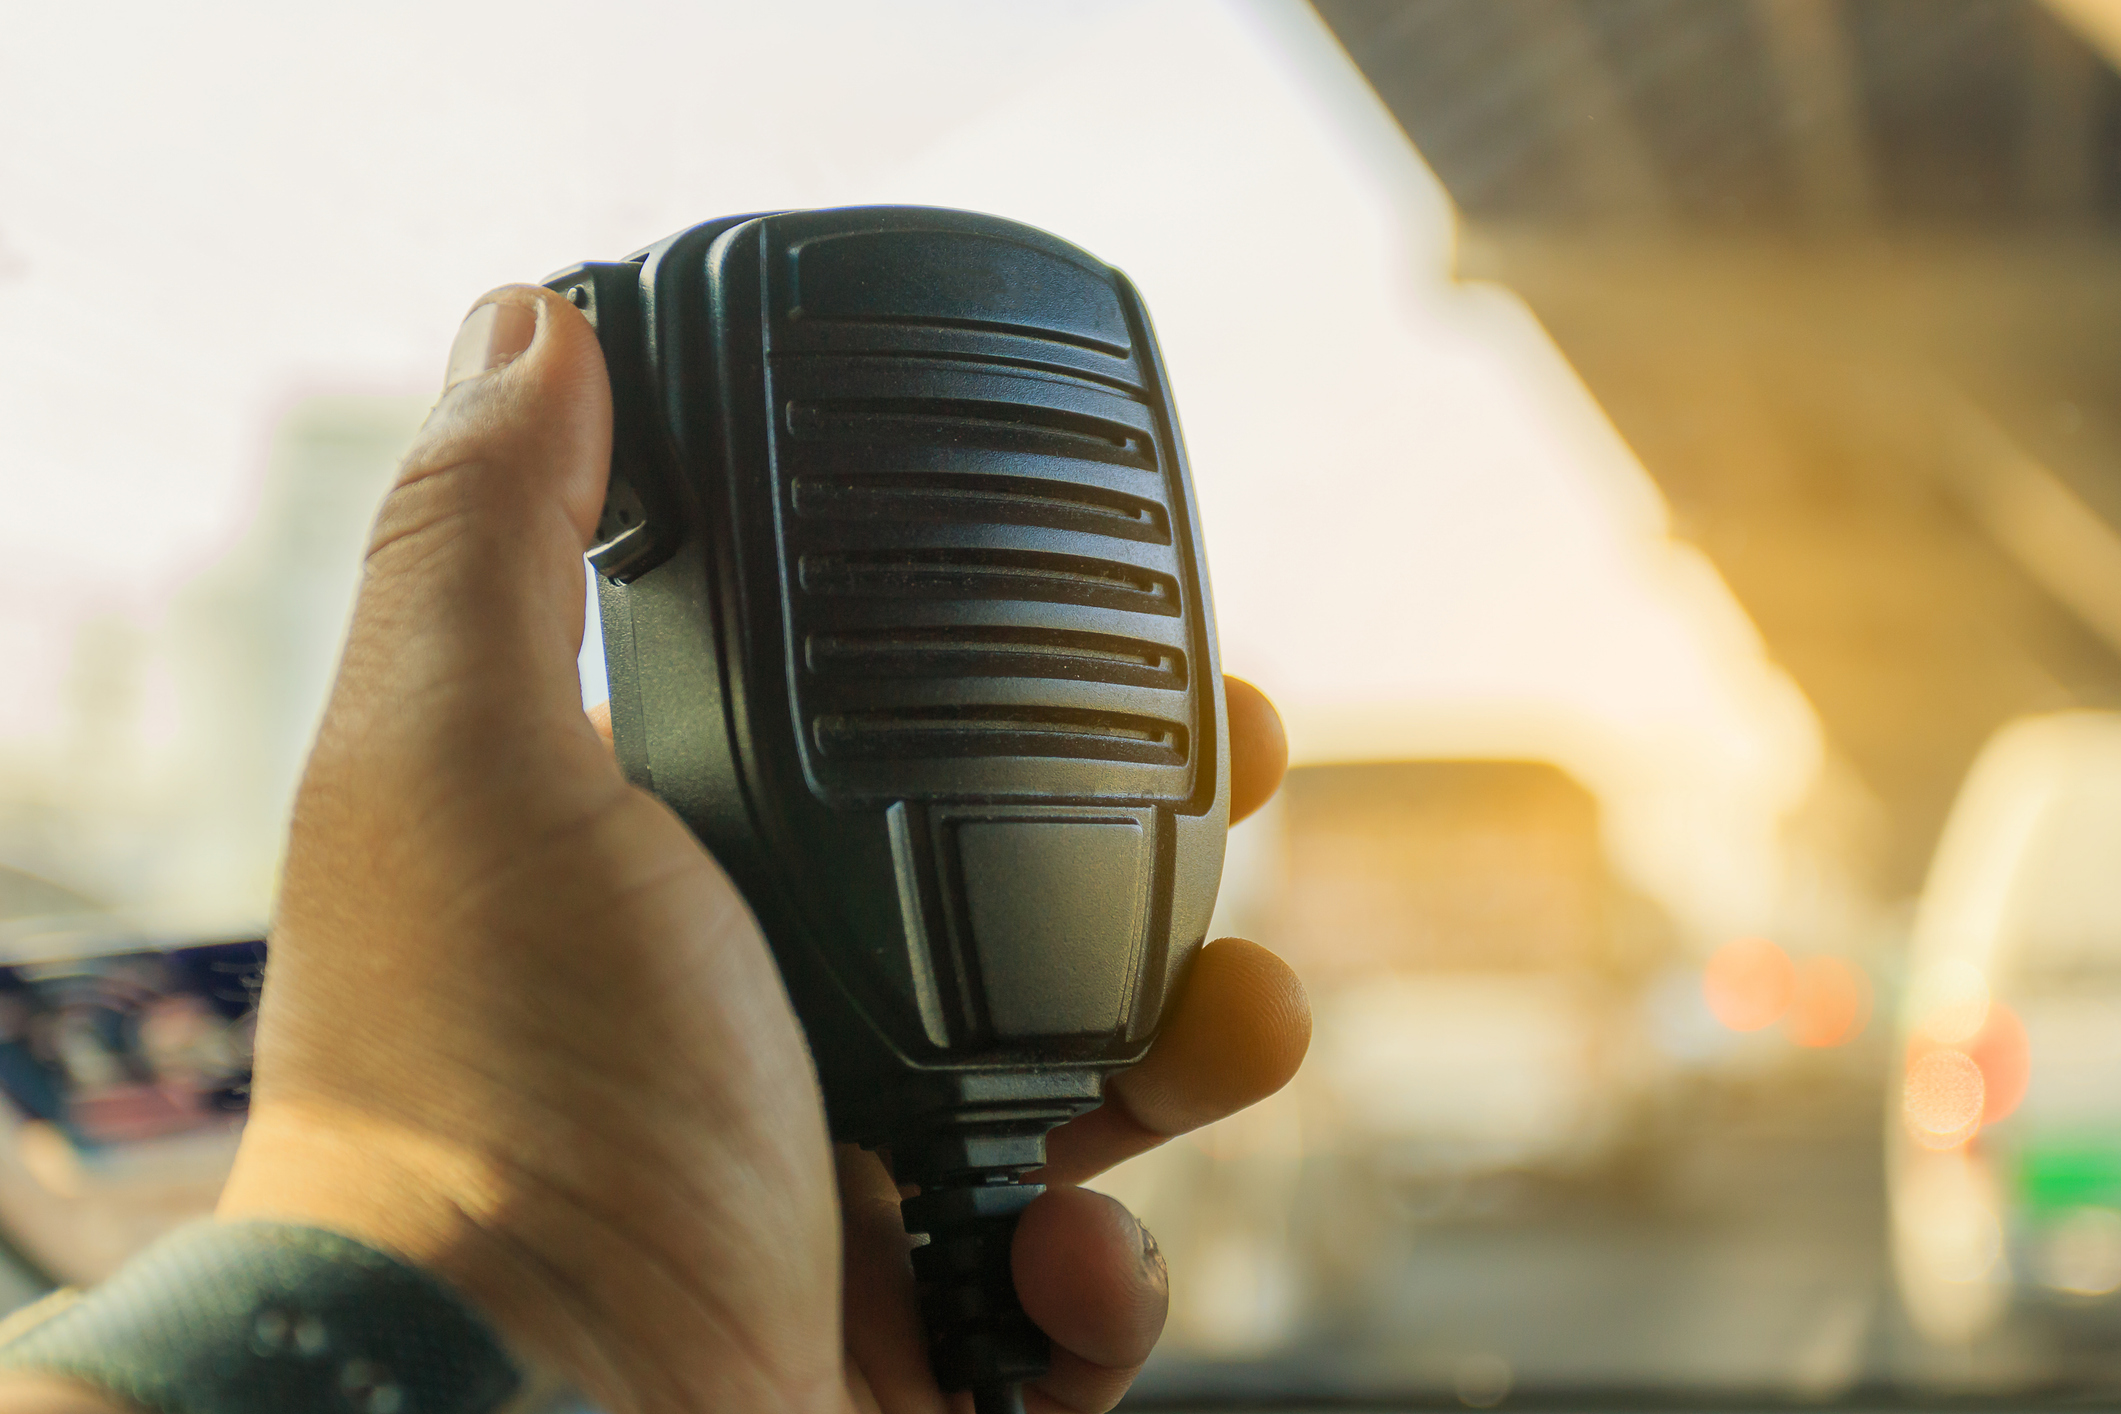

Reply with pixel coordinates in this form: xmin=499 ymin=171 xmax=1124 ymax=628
xmin=0 ymin=398 xmax=423 ymax=936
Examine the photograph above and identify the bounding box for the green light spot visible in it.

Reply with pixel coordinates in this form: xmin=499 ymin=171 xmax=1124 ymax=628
xmin=2017 ymin=1141 xmax=2121 ymax=1215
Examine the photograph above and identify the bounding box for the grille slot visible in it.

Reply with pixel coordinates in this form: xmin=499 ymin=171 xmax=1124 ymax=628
xmin=800 ymin=549 xmax=1180 ymax=617
xmin=788 ymin=311 xmax=1126 ymax=357
xmin=787 ymin=398 xmax=1153 ymax=470
xmin=809 ymin=627 xmax=1186 ymax=690
xmin=793 ymin=472 xmax=1170 ymax=545
xmin=815 ymin=706 xmax=1187 ymax=766
xmin=774 ymin=348 xmax=1145 ymax=395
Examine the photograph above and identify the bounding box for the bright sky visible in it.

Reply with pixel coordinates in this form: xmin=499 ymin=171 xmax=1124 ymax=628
xmin=0 ymin=0 xmax=1821 ymax=941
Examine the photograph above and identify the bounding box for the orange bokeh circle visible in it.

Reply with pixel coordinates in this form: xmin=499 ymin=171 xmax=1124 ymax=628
xmin=1967 ymin=1001 xmax=2030 ymax=1124
xmin=1787 ymin=955 xmax=1871 ymax=1048
xmin=1703 ymin=937 xmax=1794 ymax=1032
xmin=1904 ymin=1046 xmax=1986 ymax=1149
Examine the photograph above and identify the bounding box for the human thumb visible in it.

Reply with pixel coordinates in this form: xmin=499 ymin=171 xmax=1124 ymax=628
xmin=315 ymin=286 xmax=616 ymax=801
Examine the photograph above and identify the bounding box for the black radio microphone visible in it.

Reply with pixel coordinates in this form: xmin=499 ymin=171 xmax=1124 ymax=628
xmin=546 ymin=206 xmax=1228 ymax=1414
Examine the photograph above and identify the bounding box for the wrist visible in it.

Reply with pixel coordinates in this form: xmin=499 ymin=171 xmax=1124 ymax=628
xmin=0 ymin=1219 xmax=526 ymax=1414
xmin=217 ymin=1101 xmax=610 ymax=1408
xmin=218 ymin=1099 xmax=854 ymax=1414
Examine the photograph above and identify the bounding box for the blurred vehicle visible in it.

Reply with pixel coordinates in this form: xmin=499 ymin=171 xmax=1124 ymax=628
xmin=1111 ymin=759 xmax=1677 ymax=1357
xmin=0 ymin=869 xmax=258 ymax=1288
xmin=1893 ymin=712 xmax=2121 ymax=1346
xmin=1287 ymin=760 xmax=1668 ymax=1188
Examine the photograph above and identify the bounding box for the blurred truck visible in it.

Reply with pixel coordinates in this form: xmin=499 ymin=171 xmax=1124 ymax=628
xmin=1284 ymin=760 xmax=1668 ymax=1189
xmin=1892 ymin=712 xmax=2121 ymax=1346
xmin=1106 ymin=759 xmax=1675 ymax=1355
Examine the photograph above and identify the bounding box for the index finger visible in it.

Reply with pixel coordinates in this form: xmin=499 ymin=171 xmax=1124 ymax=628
xmin=1225 ymin=676 xmax=1286 ymax=825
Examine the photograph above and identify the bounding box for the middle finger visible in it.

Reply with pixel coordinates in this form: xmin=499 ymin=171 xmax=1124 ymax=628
xmin=1015 ymin=1186 xmax=1168 ymax=1414
xmin=1037 ymin=936 xmax=1309 ymax=1187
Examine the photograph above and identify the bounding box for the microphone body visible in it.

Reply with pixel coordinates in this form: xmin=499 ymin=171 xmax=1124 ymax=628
xmin=546 ymin=207 xmax=1228 ymax=1406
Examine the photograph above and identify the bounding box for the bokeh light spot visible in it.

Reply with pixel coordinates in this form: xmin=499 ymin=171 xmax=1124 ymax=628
xmin=1905 ymin=1047 xmax=1986 ymax=1149
xmin=1786 ymin=955 xmax=1871 ymax=1048
xmin=1454 ymin=1353 xmax=1513 ymax=1409
xmin=1967 ymin=1002 xmax=2030 ymax=1125
xmin=1702 ymin=937 xmax=1794 ymax=1032
xmin=1897 ymin=1151 xmax=2006 ymax=1292
xmin=1911 ymin=960 xmax=1990 ymax=1045
xmin=2039 ymin=1207 xmax=2121 ymax=1296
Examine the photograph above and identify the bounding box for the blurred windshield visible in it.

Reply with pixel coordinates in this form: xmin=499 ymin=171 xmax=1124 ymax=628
xmin=7 ymin=0 xmax=2121 ymax=1404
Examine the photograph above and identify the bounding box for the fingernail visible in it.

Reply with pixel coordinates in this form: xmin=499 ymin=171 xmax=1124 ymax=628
xmin=443 ymin=300 xmax=538 ymax=391
xmin=1139 ymin=1220 xmax=1168 ymax=1288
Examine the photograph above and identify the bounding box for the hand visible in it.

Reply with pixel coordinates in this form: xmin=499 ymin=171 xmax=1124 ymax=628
xmin=175 ymin=287 xmax=1311 ymax=1414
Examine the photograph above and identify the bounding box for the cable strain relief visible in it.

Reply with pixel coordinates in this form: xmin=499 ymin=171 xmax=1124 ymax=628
xmin=898 ymin=1147 xmax=1052 ymax=1393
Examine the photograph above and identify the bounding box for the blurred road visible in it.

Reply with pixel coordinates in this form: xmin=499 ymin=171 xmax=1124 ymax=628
xmin=1307 ymin=1130 xmax=1890 ymax=1393
xmin=1125 ymin=1092 xmax=2114 ymax=1404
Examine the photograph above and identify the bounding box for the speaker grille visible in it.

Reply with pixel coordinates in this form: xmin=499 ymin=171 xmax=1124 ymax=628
xmin=763 ymin=218 xmax=1202 ymax=805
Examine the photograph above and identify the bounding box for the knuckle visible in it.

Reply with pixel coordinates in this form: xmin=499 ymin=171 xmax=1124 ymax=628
xmin=365 ymin=461 xmax=484 ymax=569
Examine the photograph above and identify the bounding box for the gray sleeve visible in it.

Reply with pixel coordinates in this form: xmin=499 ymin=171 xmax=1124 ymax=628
xmin=0 ymin=1220 xmax=523 ymax=1414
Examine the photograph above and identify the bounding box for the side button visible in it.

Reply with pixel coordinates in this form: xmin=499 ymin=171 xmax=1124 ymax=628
xmin=589 ymin=473 xmax=654 ymax=579
xmin=543 ymin=261 xmax=677 ymax=583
